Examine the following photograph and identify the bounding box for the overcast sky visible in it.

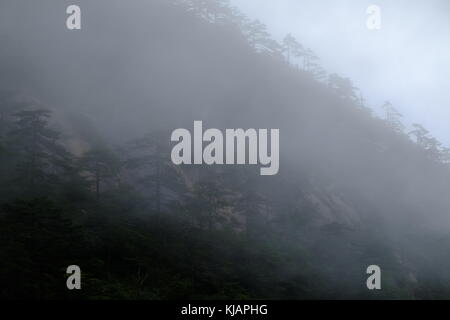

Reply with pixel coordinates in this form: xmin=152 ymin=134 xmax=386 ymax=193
xmin=230 ymin=0 xmax=450 ymax=146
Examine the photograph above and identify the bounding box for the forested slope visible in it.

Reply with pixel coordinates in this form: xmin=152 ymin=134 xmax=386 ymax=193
xmin=1 ymin=0 xmax=450 ymax=299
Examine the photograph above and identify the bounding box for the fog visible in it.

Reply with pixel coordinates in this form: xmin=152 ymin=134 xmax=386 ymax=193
xmin=1 ymin=0 xmax=450 ymax=299
xmin=231 ymin=0 xmax=450 ymax=145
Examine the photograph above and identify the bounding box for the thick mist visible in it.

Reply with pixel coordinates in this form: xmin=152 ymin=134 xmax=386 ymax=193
xmin=1 ymin=0 xmax=450 ymax=299
xmin=232 ymin=0 xmax=450 ymax=146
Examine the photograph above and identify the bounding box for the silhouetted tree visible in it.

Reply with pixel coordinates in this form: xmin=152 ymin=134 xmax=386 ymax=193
xmin=303 ymin=48 xmax=317 ymax=71
xmin=0 ymin=91 xmax=26 ymax=146
xmin=8 ymin=109 xmax=71 ymax=192
xmin=439 ymin=147 xmax=450 ymax=164
xmin=328 ymin=73 xmax=357 ymax=100
xmin=185 ymin=172 xmax=231 ymax=232
xmin=182 ymin=0 xmax=231 ymax=23
xmin=282 ymin=34 xmax=304 ymax=65
xmin=243 ymin=20 xmax=282 ymax=56
xmin=409 ymin=123 xmax=442 ymax=160
xmin=234 ymin=175 xmax=266 ymax=239
xmin=80 ymin=147 xmax=120 ymax=200
xmin=295 ymin=48 xmax=325 ymax=80
xmin=125 ymin=131 xmax=185 ymax=213
xmin=207 ymin=0 xmax=232 ymax=23
xmin=382 ymin=101 xmax=404 ymax=133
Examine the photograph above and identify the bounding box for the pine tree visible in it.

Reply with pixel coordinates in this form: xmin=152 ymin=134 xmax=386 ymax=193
xmin=125 ymin=131 xmax=185 ymax=213
xmin=190 ymin=177 xmax=229 ymax=232
xmin=8 ymin=109 xmax=71 ymax=193
xmin=409 ymin=123 xmax=442 ymax=160
xmin=234 ymin=174 xmax=266 ymax=239
xmin=243 ymin=20 xmax=281 ymax=56
xmin=282 ymin=34 xmax=304 ymax=65
xmin=301 ymin=48 xmax=327 ymax=80
xmin=0 ymin=91 xmax=26 ymax=147
xmin=80 ymin=147 xmax=121 ymax=201
xmin=439 ymin=147 xmax=450 ymax=164
xmin=381 ymin=101 xmax=405 ymax=133
xmin=328 ymin=73 xmax=357 ymax=100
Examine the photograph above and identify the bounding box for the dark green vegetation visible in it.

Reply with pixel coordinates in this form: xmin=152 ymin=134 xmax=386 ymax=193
xmin=1 ymin=0 xmax=450 ymax=299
